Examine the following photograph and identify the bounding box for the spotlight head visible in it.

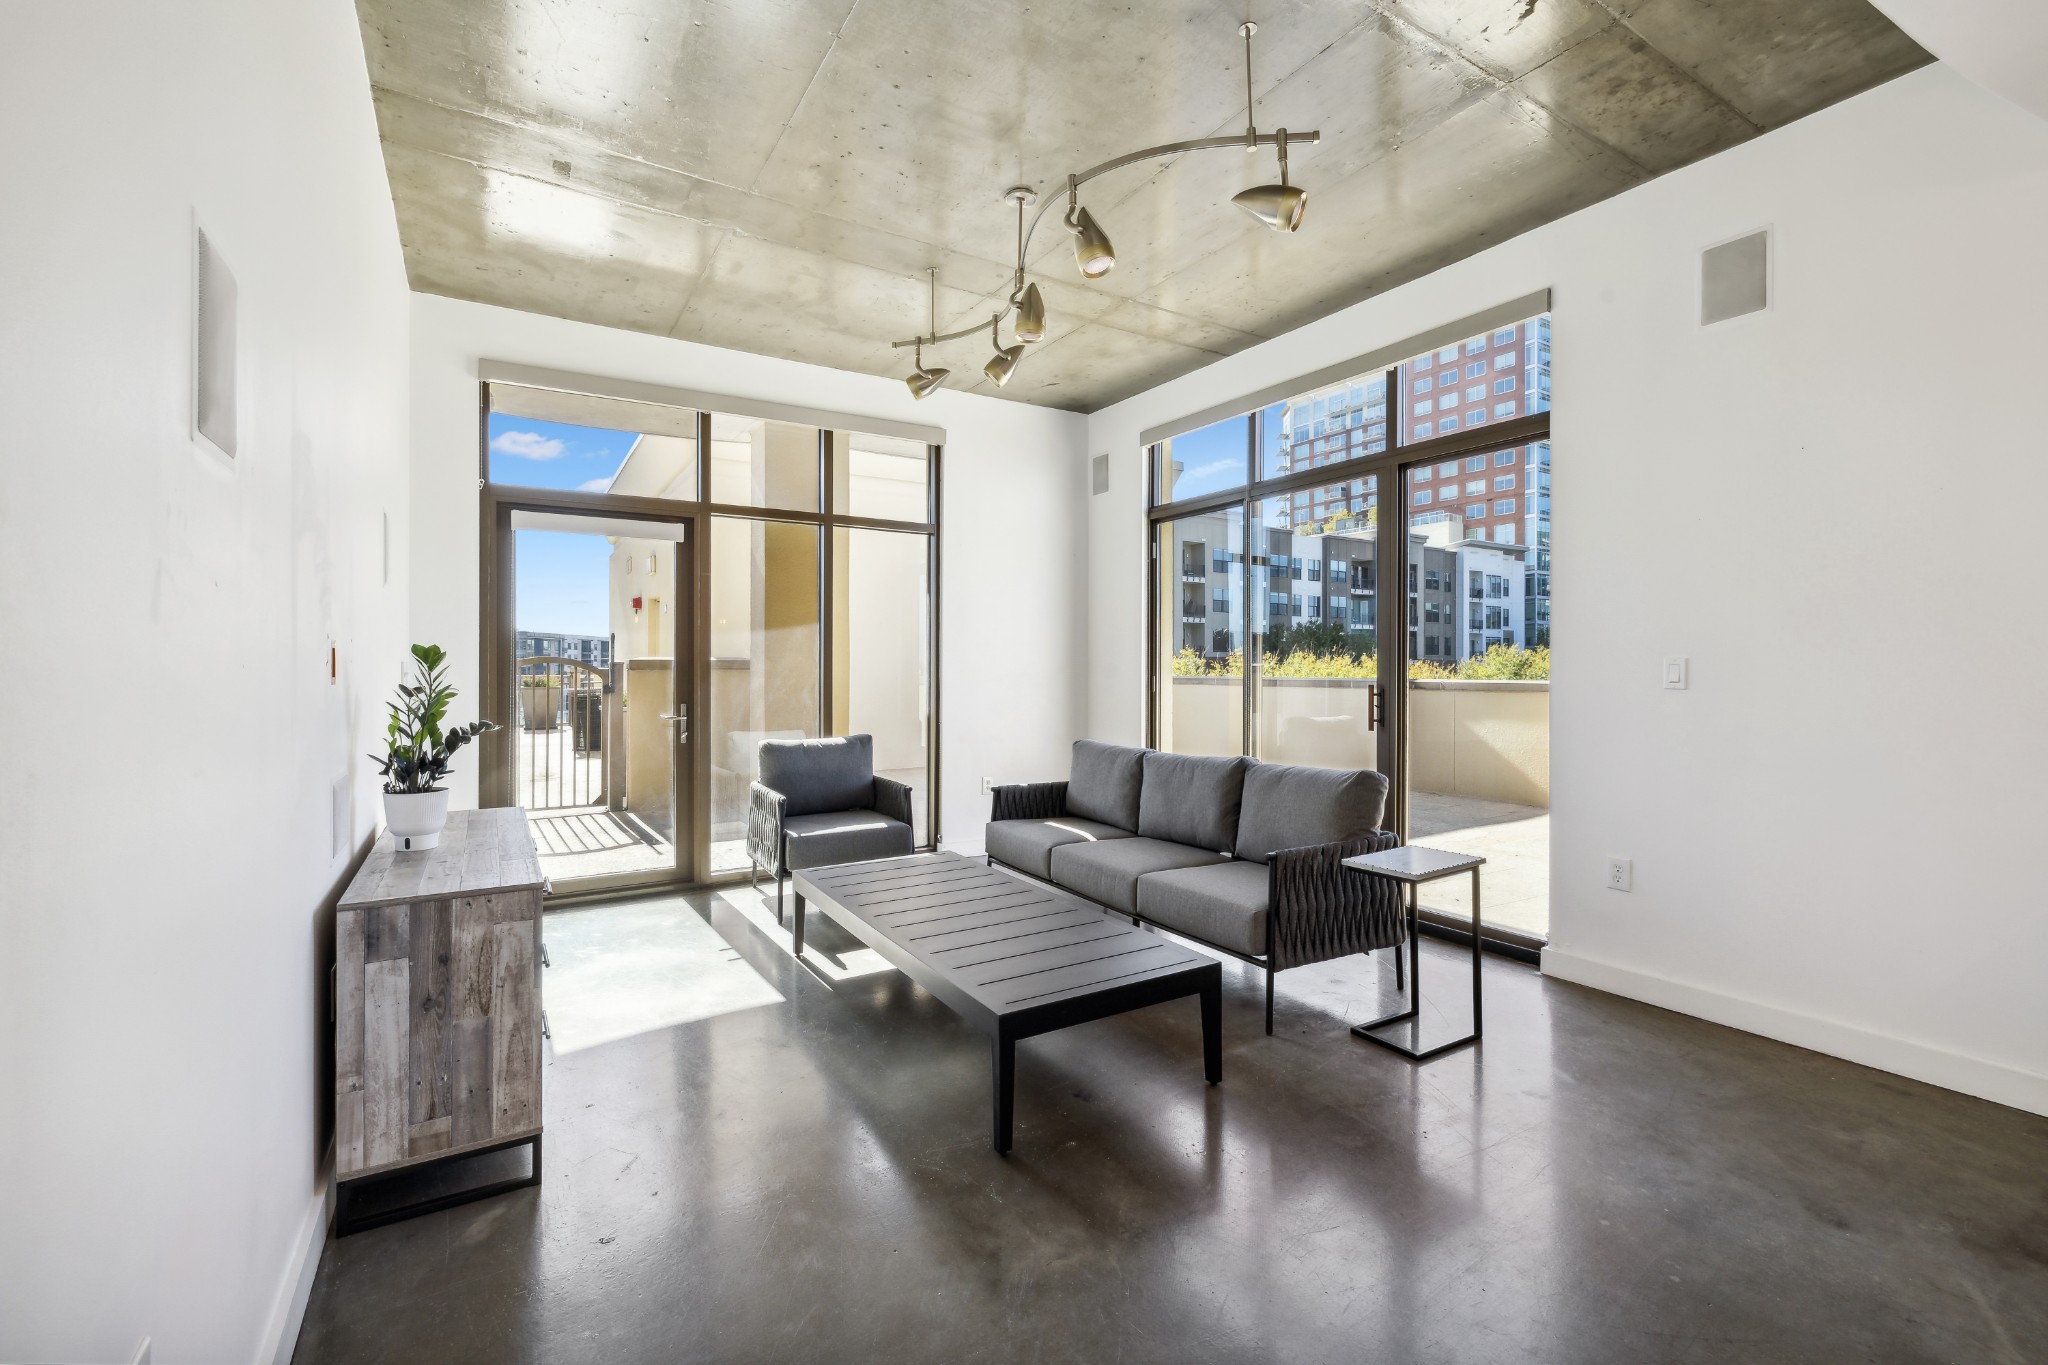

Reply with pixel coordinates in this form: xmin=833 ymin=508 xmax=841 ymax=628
xmin=1232 ymin=183 xmax=1308 ymax=232
xmin=1067 ymin=206 xmax=1116 ymax=279
xmin=1014 ymin=282 xmax=1046 ymax=343
xmin=984 ymin=344 xmax=1026 ymax=387
xmin=906 ymin=365 xmax=948 ymax=400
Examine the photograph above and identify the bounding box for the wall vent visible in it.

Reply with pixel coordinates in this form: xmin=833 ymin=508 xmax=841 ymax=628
xmin=1701 ymin=229 xmax=1768 ymax=326
xmin=1091 ymin=453 xmax=1110 ymax=495
xmin=194 ymin=226 xmax=238 ymax=457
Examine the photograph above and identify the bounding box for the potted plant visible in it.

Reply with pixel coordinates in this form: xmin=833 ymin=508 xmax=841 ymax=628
xmin=372 ymin=643 xmax=499 ymax=851
xmin=519 ymin=671 xmax=560 ymax=730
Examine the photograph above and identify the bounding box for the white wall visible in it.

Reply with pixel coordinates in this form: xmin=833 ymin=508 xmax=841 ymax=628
xmin=1087 ymin=64 xmax=2048 ymax=1116
xmin=409 ymin=294 xmax=1089 ymax=852
xmin=0 ymin=3 xmax=412 ymax=1363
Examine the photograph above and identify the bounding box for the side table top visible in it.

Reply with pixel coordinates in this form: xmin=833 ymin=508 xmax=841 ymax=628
xmin=340 ymin=807 xmax=543 ymax=910
xmin=1342 ymin=844 xmax=1485 ymax=883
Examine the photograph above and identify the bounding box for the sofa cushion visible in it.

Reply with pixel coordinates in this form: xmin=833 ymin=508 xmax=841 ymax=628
xmin=759 ymin=734 xmax=875 ymax=817
xmin=1233 ymin=762 xmax=1390 ymax=864
xmin=985 ymin=818 xmax=1134 ymax=879
xmin=1065 ymin=740 xmax=1145 ymax=829
xmin=1135 ymin=861 xmax=1271 ymax=958
xmin=781 ymin=810 xmax=913 ymax=870
xmin=1135 ymin=752 xmax=1249 ymax=852
xmin=1048 ymin=837 xmax=1224 ymax=914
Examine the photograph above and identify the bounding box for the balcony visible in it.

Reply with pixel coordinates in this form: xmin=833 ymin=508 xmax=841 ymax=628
xmin=1162 ymin=675 xmax=1548 ymax=936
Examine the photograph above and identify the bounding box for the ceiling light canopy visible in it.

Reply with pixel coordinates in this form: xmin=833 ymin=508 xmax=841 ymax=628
xmin=891 ymin=21 xmax=1318 ymax=390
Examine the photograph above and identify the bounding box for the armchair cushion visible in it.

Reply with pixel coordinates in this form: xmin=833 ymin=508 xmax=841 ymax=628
xmin=1048 ymin=837 xmax=1223 ymax=915
xmin=1135 ymin=752 xmax=1249 ymax=853
xmin=1065 ymin=740 xmax=1145 ymax=829
xmin=759 ymin=734 xmax=875 ymax=817
xmin=985 ymin=817 xmax=1133 ymax=879
xmin=780 ymin=810 xmax=914 ymax=871
xmin=1234 ymin=763 xmax=1390 ymax=864
xmin=1135 ymin=861 xmax=1270 ymax=958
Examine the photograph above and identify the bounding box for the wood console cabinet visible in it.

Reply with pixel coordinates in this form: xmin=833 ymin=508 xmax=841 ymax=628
xmin=333 ymin=807 xmax=545 ymax=1234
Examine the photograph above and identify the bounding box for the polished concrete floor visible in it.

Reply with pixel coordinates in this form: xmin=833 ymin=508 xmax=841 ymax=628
xmin=294 ymin=883 xmax=2048 ymax=1365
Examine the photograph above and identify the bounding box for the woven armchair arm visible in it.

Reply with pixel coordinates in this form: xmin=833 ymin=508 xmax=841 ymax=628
xmin=1267 ymin=829 xmax=1405 ymax=970
xmin=989 ymin=781 xmax=1068 ymax=822
xmin=746 ymin=782 xmax=786 ymax=875
xmin=873 ymin=776 xmax=915 ymax=829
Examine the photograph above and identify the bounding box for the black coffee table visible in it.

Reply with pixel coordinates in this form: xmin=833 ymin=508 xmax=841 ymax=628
xmin=792 ymin=851 xmax=1222 ymax=1153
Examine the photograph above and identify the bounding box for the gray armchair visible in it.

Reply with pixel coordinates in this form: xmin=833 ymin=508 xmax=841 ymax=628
xmin=747 ymin=734 xmax=915 ymax=927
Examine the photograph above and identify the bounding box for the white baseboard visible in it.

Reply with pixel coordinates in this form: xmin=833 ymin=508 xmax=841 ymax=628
xmin=1540 ymin=947 xmax=2048 ymax=1118
xmin=255 ymin=1155 xmax=332 ymax=1365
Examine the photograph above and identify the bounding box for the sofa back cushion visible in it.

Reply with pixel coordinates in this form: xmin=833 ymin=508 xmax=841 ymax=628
xmin=1233 ymin=762 xmax=1390 ymax=864
xmin=1136 ymin=752 xmax=1249 ymax=852
xmin=1066 ymin=740 xmax=1145 ymax=830
xmin=759 ymin=734 xmax=875 ymax=817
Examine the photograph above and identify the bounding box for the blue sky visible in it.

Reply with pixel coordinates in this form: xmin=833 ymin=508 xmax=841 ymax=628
xmin=492 ymin=414 xmax=641 ymax=639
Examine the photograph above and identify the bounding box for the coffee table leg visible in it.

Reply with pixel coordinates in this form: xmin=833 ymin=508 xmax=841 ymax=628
xmin=1201 ymin=976 xmax=1222 ymax=1084
xmin=793 ymin=890 xmax=806 ymax=957
xmin=991 ymin=1033 xmax=1015 ymax=1155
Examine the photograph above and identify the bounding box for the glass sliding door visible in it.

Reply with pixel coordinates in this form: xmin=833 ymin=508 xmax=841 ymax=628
xmin=832 ymin=527 xmax=931 ymax=844
xmin=1154 ymin=506 xmax=1245 ymax=757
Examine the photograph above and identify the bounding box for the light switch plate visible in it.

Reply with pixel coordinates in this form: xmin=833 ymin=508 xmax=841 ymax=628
xmin=1663 ymin=657 xmax=1689 ymax=690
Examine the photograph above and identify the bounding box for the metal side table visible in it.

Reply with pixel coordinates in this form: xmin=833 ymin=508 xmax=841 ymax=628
xmin=1343 ymin=845 xmax=1486 ymax=1061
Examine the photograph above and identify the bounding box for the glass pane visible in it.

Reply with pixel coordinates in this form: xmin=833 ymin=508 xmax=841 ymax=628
xmin=487 ymin=385 xmax=698 ymax=496
xmin=1251 ymin=481 xmax=1380 ymax=773
xmin=708 ymin=517 xmax=821 ymax=873
xmin=834 ymin=431 xmax=930 ymax=523
xmin=1259 ymin=374 xmax=1388 ymax=480
xmin=832 ymin=528 xmax=931 ymax=845
xmin=1152 ymin=413 xmax=1248 ymax=504
xmin=1403 ymin=450 xmax=1550 ymax=940
xmin=1156 ymin=506 xmax=1244 ymax=756
xmin=514 ymin=528 xmax=678 ymax=884
xmin=1395 ymin=313 xmax=1549 ymax=445
xmin=709 ymin=413 xmax=820 ymax=511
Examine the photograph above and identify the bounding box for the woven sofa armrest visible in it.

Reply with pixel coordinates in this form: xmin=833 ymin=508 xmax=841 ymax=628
xmin=873 ymin=776 xmax=916 ymax=829
xmin=1266 ymin=829 xmax=1405 ymax=970
xmin=989 ymin=781 xmax=1068 ymax=822
xmin=746 ymin=782 xmax=787 ymax=876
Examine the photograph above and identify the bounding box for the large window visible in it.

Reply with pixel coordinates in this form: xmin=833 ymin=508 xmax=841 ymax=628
xmin=1147 ymin=309 xmax=1551 ymax=942
xmin=481 ymin=379 xmax=940 ymax=888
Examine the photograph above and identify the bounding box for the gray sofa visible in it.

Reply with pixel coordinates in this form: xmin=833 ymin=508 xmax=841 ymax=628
xmin=748 ymin=734 xmax=915 ymax=925
xmin=986 ymin=740 xmax=1405 ymax=1033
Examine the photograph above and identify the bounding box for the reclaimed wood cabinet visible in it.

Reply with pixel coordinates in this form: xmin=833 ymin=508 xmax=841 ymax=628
xmin=333 ymin=808 xmax=544 ymax=1234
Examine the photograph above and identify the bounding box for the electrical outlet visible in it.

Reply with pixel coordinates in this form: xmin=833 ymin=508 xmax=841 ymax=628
xmin=1606 ymin=857 xmax=1633 ymax=892
xmin=980 ymin=776 xmax=994 ymax=795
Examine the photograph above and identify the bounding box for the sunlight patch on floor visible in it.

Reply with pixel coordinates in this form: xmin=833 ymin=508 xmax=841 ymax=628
xmin=542 ymin=897 xmax=783 ymax=1053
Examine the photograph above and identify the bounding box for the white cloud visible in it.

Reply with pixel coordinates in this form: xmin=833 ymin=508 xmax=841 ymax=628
xmin=577 ymin=476 xmax=612 ymax=493
xmin=490 ymin=430 xmax=566 ymax=460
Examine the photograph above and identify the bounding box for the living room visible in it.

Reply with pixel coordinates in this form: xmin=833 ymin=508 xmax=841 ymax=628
xmin=3 ymin=2 xmax=2045 ymax=1363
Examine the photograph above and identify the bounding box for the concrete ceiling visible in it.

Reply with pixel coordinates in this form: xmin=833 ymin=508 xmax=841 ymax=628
xmin=356 ymin=0 xmax=1928 ymax=412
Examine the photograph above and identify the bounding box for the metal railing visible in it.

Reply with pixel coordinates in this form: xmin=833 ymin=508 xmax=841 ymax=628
xmin=515 ymin=655 xmax=611 ymax=812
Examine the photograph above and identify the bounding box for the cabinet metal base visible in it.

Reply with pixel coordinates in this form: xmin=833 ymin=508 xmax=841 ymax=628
xmin=334 ymin=1133 xmax=542 ymax=1238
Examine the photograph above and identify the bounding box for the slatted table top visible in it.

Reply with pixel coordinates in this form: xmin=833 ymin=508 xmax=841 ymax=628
xmin=339 ymin=807 xmax=544 ymax=910
xmin=794 ymin=852 xmax=1216 ymax=1030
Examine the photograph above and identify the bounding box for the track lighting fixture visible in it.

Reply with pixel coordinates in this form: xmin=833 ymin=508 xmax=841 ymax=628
xmin=1014 ymin=281 xmax=1046 ymax=343
xmin=1233 ymin=129 xmax=1307 ymax=232
xmin=888 ymin=21 xmax=1319 ymax=377
xmin=903 ymin=269 xmax=949 ymax=400
xmin=984 ymin=316 xmax=1025 ymax=387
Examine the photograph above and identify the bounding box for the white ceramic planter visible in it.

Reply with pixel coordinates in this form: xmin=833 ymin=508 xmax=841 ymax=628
xmin=383 ymin=789 xmax=451 ymax=852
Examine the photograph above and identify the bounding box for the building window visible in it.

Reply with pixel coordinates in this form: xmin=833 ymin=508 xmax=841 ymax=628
xmin=1414 ymin=399 xmax=1433 ymax=416
xmin=1465 ymin=503 xmax=1484 ymax=519
xmin=1496 ymin=448 xmax=1518 ymax=466
xmin=1465 ymin=338 xmax=1486 ymax=356
xmin=1415 ymin=465 xmax=1433 ymax=481
xmin=1465 ymin=362 xmax=1485 ymax=380
xmin=1494 ymin=327 xmax=1517 ymax=345
xmin=1495 ymin=474 xmax=1515 ymax=491
xmin=1415 ymin=352 xmax=1434 ymax=370
xmin=1438 ymin=461 xmax=1458 ymax=479
xmin=1494 ymin=376 xmax=1516 ymax=394
xmin=1494 ymin=401 xmax=1517 ymax=418
xmin=1465 ymin=455 xmax=1485 ymax=473
xmin=1414 ymin=422 xmax=1433 ymax=438
xmin=1494 ymin=498 xmax=1516 ymax=515
xmin=1438 ymin=414 xmax=1458 ymax=431
xmin=1494 ymin=352 xmax=1516 ymax=370
xmin=1414 ymin=374 xmax=1434 ymax=392
xmin=1464 ymin=386 xmax=1484 ymax=404
xmin=1413 ymin=488 xmax=1433 ymax=506
xmin=1465 ymin=480 xmax=1485 ymax=496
